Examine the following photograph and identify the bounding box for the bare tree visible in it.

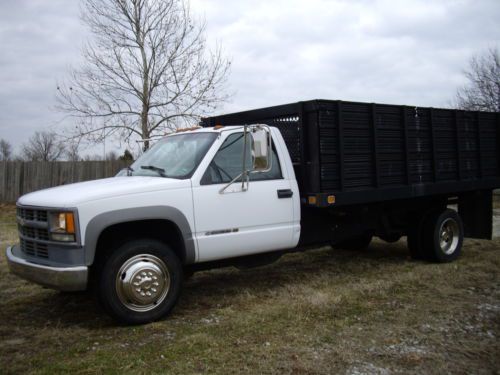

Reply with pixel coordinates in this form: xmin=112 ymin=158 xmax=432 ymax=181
xmin=65 ymin=138 xmax=82 ymax=161
xmin=21 ymin=131 xmax=65 ymax=162
xmin=56 ymin=0 xmax=231 ymax=150
xmin=0 ymin=139 xmax=13 ymax=161
xmin=455 ymin=48 xmax=499 ymax=112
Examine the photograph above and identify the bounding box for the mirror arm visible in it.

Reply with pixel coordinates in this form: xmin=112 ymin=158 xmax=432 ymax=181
xmin=219 ymin=171 xmax=249 ymax=194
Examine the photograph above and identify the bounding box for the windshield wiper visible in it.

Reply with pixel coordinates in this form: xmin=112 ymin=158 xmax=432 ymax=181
xmin=140 ymin=165 xmax=167 ymax=177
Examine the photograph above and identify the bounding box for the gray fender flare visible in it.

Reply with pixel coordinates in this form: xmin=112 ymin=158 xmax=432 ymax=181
xmin=83 ymin=206 xmax=196 ymax=265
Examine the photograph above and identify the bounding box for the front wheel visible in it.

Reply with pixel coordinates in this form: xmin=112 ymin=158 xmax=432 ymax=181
xmin=97 ymin=239 xmax=183 ymax=325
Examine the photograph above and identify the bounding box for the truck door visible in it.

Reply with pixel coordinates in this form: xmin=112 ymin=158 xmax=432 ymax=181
xmin=192 ymin=131 xmax=296 ymax=262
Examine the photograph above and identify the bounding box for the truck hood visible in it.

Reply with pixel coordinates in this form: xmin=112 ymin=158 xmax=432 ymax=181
xmin=17 ymin=177 xmax=190 ymax=207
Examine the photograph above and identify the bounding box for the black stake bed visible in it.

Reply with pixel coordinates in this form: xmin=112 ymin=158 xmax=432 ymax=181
xmin=201 ymin=100 xmax=500 ymax=207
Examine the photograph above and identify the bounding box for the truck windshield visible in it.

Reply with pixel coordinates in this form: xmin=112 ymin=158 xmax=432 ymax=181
xmin=125 ymin=132 xmax=217 ymax=179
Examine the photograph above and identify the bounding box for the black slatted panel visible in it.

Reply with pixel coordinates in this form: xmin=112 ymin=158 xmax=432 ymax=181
xmin=375 ymin=104 xmax=406 ymax=186
xmin=313 ymin=102 xmax=496 ymax=194
xmin=407 ymin=108 xmax=433 ymax=184
xmin=479 ymin=112 xmax=499 ymax=177
xmin=458 ymin=111 xmax=480 ymax=179
xmin=433 ymin=109 xmax=459 ymax=181
xmin=340 ymin=102 xmax=375 ymax=191
xmin=318 ymin=109 xmax=339 ymax=190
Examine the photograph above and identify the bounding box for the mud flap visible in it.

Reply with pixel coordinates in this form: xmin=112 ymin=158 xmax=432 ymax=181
xmin=458 ymin=190 xmax=493 ymax=240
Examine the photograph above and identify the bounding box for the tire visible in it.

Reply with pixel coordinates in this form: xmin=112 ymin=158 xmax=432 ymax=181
xmin=97 ymin=238 xmax=183 ymax=325
xmin=336 ymin=234 xmax=373 ymax=251
xmin=422 ymin=209 xmax=464 ymax=263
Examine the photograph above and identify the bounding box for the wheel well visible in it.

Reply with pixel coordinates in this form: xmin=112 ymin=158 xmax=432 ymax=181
xmin=93 ymin=219 xmax=187 ymax=265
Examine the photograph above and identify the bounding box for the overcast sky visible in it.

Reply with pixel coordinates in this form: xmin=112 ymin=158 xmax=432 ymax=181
xmin=0 ymin=0 xmax=499 ymax=157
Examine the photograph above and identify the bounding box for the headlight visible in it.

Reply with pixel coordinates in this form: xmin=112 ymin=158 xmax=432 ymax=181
xmin=49 ymin=212 xmax=76 ymax=242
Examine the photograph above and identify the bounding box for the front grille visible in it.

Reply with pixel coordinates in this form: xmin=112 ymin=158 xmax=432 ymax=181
xmin=20 ymin=238 xmax=49 ymax=258
xmin=17 ymin=206 xmax=50 ymax=260
xmin=18 ymin=225 xmax=50 ymax=241
xmin=17 ymin=207 xmax=48 ymax=222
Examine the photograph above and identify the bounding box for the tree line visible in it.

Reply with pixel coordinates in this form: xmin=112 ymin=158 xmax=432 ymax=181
xmin=0 ymin=132 xmax=134 ymax=162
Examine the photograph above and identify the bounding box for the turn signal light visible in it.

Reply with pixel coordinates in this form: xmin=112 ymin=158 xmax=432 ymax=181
xmin=65 ymin=213 xmax=75 ymax=234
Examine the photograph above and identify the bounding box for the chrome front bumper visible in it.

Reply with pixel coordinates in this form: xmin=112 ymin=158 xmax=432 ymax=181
xmin=6 ymin=245 xmax=88 ymax=291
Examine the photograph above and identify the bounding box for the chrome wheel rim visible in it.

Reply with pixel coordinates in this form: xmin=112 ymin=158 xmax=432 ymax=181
xmin=439 ymin=218 xmax=459 ymax=255
xmin=115 ymin=254 xmax=170 ymax=312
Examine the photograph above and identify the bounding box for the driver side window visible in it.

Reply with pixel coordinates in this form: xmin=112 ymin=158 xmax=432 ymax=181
xmin=201 ymin=132 xmax=282 ymax=185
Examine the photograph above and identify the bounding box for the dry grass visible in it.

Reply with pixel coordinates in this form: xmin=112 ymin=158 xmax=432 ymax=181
xmin=0 ymin=204 xmax=499 ymax=374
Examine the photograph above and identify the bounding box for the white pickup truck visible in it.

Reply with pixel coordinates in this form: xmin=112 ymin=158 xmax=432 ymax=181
xmin=7 ymin=99 xmax=499 ymax=324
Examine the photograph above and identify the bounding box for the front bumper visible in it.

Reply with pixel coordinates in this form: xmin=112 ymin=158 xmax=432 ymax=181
xmin=6 ymin=245 xmax=88 ymax=291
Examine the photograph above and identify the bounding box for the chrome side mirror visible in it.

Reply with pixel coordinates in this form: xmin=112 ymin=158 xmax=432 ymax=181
xmin=251 ymin=125 xmax=272 ymax=173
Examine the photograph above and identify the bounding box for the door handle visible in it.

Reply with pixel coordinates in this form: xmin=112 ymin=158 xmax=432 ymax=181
xmin=277 ymin=189 xmax=293 ymax=199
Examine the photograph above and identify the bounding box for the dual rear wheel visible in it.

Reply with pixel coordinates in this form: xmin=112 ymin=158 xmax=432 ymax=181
xmin=334 ymin=208 xmax=464 ymax=263
xmin=407 ymin=208 xmax=464 ymax=262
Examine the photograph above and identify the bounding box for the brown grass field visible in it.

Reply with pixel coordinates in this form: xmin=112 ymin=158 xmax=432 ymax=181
xmin=0 ymin=202 xmax=499 ymax=374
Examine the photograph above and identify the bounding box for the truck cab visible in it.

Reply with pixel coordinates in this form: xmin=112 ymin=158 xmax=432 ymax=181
xmin=7 ymin=125 xmax=300 ymax=324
